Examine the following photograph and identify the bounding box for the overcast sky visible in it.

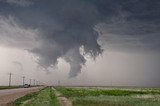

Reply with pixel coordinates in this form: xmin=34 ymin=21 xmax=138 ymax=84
xmin=0 ymin=0 xmax=160 ymax=87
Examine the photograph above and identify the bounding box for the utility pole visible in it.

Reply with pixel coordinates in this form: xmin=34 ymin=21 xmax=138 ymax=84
xmin=34 ymin=79 xmax=35 ymax=86
xmin=22 ymin=76 xmax=25 ymax=86
xmin=111 ymin=81 xmax=113 ymax=87
xmin=30 ymin=79 xmax=32 ymax=85
xmin=58 ymin=80 xmax=60 ymax=86
xmin=36 ymin=81 xmax=38 ymax=86
xmin=8 ymin=73 xmax=13 ymax=87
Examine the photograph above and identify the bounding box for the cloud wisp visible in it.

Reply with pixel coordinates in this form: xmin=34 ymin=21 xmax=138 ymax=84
xmin=12 ymin=61 xmax=23 ymax=71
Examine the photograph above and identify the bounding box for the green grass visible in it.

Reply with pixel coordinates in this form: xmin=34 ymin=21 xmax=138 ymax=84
xmin=72 ymin=95 xmax=160 ymax=106
xmin=55 ymin=87 xmax=160 ymax=97
xmin=13 ymin=87 xmax=60 ymax=106
xmin=55 ymin=87 xmax=160 ymax=106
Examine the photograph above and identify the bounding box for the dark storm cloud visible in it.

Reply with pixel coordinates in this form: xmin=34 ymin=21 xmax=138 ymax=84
xmin=0 ymin=0 xmax=160 ymax=77
xmin=0 ymin=0 xmax=33 ymax=6
xmin=94 ymin=0 xmax=160 ymax=51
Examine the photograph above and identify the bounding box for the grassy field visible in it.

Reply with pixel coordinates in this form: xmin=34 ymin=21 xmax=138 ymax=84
xmin=0 ymin=86 xmax=21 ymax=90
xmin=55 ymin=87 xmax=160 ymax=106
xmin=12 ymin=87 xmax=60 ymax=106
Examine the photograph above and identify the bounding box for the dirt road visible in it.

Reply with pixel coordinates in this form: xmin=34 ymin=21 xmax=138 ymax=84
xmin=0 ymin=87 xmax=43 ymax=106
xmin=53 ymin=88 xmax=72 ymax=106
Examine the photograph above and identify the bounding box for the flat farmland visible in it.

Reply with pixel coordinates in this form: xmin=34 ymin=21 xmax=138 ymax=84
xmin=10 ymin=87 xmax=160 ymax=106
xmin=55 ymin=87 xmax=160 ymax=106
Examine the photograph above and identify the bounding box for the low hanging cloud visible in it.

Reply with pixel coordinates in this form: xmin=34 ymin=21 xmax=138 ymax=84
xmin=0 ymin=16 xmax=39 ymax=49
xmin=0 ymin=0 xmax=160 ymax=77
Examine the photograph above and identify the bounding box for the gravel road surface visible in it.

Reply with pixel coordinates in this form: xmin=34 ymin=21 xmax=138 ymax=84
xmin=0 ymin=87 xmax=43 ymax=106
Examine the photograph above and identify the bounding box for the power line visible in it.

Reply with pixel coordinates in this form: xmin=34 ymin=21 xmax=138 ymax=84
xmin=5 ymin=72 xmax=45 ymax=87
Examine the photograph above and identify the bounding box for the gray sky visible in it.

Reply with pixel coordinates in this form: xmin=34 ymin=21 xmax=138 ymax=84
xmin=0 ymin=0 xmax=160 ymax=87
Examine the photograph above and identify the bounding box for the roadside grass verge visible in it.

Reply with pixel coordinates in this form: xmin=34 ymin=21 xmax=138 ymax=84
xmin=55 ymin=87 xmax=160 ymax=106
xmin=12 ymin=87 xmax=60 ymax=106
xmin=13 ymin=91 xmax=39 ymax=106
